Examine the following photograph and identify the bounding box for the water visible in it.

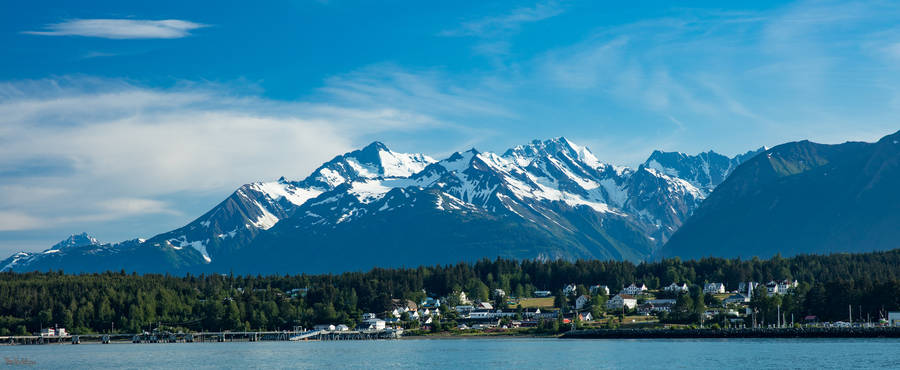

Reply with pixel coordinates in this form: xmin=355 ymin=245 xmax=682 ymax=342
xmin=2 ymin=338 xmax=899 ymax=369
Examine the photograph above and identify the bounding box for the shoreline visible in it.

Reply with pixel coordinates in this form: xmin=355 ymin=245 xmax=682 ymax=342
xmin=400 ymin=333 xmax=559 ymax=340
xmin=561 ymin=327 xmax=900 ymax=339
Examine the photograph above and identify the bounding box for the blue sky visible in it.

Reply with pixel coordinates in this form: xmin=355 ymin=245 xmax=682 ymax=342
xmin=2 ymin=0 xmax=900 ymax=255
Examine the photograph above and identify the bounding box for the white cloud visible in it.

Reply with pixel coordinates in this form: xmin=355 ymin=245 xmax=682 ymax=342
xmin=0 ymin=69 xmax=506 ymax=238
xmin=22 ymin=19 xmax=207 ymax=39
xmin=440 ymin=1 xmax=564 ymax=37
xmin=0 ymin=211 xmax=42 ymax=232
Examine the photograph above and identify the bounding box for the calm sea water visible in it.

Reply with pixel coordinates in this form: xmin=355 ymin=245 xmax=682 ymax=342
xmin=2 ymin=338 xmax=899 ymax=369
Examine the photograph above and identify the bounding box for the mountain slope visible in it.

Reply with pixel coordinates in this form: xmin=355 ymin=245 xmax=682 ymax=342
xmin=659 ymin=130 xmax=900 ymax=260
xmin=3 ymin=138 xmax=758 ymax=274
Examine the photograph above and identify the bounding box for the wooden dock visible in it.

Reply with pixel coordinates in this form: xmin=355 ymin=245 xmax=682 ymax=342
xmin=1 ymin=328 xmax=402 ymax=345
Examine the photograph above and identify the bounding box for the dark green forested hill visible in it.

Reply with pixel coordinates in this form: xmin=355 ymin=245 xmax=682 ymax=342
xmin=2 ymin=249 xmax=900 ymax=335
xmin=660 ymin=130 xmax=900 ymax=259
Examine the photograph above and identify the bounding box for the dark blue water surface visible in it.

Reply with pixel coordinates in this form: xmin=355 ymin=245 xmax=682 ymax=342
xmin=2 ymin=338 xmax=899 ymax=369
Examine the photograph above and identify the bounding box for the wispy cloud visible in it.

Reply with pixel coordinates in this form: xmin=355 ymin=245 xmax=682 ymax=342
xmin=0 ymin=68 xmax=507 ymax=238
xmin=22 ymin=19 xmax=207 ymax=39
xmin=440 ymin=1 xmax=564 ymax=37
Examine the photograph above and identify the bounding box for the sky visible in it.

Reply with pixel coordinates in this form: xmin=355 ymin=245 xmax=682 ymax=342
xmin=1 ymin=0 xmax=900 ymax=255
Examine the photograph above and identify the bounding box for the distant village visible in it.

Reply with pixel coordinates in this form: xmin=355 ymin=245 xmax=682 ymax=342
xmin=26 ymin=277 xmax=900 ymax=342
xmin=304 ymin=279 xmax=900 ymax=335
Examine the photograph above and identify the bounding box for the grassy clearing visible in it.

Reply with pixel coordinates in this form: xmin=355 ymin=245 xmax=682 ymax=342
xmin=509 ymin=297 xmax=555 ymax=309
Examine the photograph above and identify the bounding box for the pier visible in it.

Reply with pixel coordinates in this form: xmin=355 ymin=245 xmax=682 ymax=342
xmin=1 ymin=329 xmax=402 ymax=345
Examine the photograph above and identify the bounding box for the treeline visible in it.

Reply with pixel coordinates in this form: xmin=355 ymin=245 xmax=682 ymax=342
xmin=2 ymin=249 xmax=900 ymax=335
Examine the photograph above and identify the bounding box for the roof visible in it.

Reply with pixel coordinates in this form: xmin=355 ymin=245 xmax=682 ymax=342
xmin=616 ymin=294 xmax=636 ymax=299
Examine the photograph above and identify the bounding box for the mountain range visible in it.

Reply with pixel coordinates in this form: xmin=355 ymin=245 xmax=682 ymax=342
xmin=1 ymin=138 xmax=761 ymax=274
xmin=659 ymin=130 xmax=900 ymax=260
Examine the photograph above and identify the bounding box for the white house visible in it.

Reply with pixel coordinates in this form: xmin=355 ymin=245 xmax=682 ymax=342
xmin=664 ymin=282 xmax=689 ymax=293
xmin=575 ymin=295 xmax=590 ymax=310
xmin=606 ymin=294 xmax=637 ymax=310
xmin=704 ymin=283 xmax=726 ymax=294
xmin=335 ymin=324 xmax=350 ymax=331
xmin=364 ymin=319 xmax=386 ymax=330
xmin=493 ymin=288 xmax=506 ymax=298
xmin=563 ymin=284 xmax=577 ymax=296
xmin=456 ymin=291 xmax=472 ymax=305
xmin=362 ymin=313 xmax=378 ymax=320
xmin=622 ymin=283 xmax=647 ymax=296
xmin=777 ymin=280 xmax=798 ymax=294
xmin=40 ymin=327 xmax=66 ymax=337
xmin=590 ymin=285 xmax=609 ymax=296
xmin=577 ymin=312 xmax=593 ymax=321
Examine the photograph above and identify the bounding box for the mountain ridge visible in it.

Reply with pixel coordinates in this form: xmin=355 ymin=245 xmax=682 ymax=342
xmin=2 ymin=138 xmax=761 ymax=274
xmin=658 ymin=130 xmax=900 ymax=260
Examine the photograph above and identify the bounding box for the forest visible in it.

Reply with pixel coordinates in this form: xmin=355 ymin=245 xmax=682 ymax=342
xmin=2 ymin=249 xmax=900 ymax=335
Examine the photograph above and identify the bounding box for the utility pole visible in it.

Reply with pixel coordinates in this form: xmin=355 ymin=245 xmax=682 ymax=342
xmin=849 ymin=305 xmax=852 ymax=324
xmin=777 ymin=305 xmax=781 ymax=328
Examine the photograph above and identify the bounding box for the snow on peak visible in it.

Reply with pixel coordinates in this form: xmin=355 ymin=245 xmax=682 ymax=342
xmin=503 ymin=137 xmax=603 ymax=169
xmin=378 ymin=150 xmax=436 ymax=178
xmin=167 ymin=236 xmax=212 ymax=263
xmin=298 ymin=142 xmax=436 ymax=189
xmin=438 ymin=150 xmax=478 ymax=173
xmin=51 ymin=232 xmax=100 ymax=250
xmin=561 ymin=138 xmax=602 ymax=169
xmin=249 ymin=181 xmax=324 ymax=207
xmin=1 ymin=252 xmax=33 ymax=272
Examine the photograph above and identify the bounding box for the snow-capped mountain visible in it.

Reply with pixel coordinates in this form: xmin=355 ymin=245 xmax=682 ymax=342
xmin=2 ymin=138 xmax=757 ymax=274
xmin=643 ymin=148 xmax=765 ymax=195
